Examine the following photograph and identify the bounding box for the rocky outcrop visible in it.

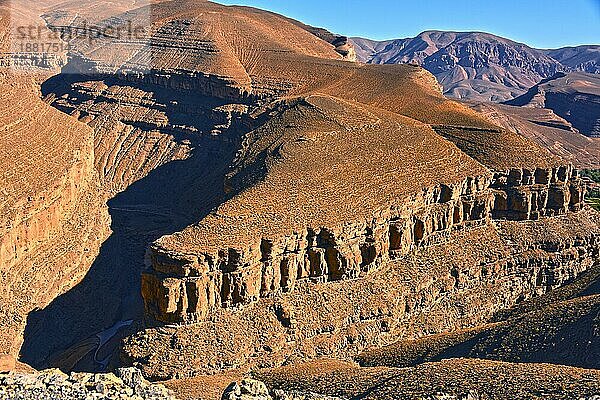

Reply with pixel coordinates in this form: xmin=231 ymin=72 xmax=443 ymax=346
xmin=141 ymin=175 xmax=493 ymax=324
xmin=286 ymin=22 xmax=357 ymax=61
xmin=141 ymin=165 xmax=586 ymax=325
xmin=0 ymin=367 xmax=176 ymax=400
xmin=222 ymin=379 xmax=345 ymax=400
xmin=222 ymin=379 xmax=272 ymax=400
xmin=491 ymin=164 xmax=586 ymax=220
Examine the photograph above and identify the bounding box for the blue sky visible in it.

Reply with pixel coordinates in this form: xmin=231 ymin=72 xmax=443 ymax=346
xmin=218 ymin=0 xmax=600 ymax=49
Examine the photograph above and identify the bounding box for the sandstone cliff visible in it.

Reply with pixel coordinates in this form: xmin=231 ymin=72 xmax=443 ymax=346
xmin=0 ymin=72 xmax=110 ymax=369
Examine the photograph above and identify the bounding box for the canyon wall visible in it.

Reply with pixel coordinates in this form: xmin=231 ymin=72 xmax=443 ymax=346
xmin=141 ymin=164 xmax=586 ymax=325
xmin=542 ymin=91 xmax=600 ymax=138
xmin=0 ymin=80 xmax=110 ymax=369
xmin=505 ymin=72 xmax=600 ymax=138
xmin=124 ymin=208 xmax=599 ymax=379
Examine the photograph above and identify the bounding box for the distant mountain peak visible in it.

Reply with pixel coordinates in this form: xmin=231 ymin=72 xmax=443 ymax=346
xmin=348 ymin=31 xmax=598 ymax=102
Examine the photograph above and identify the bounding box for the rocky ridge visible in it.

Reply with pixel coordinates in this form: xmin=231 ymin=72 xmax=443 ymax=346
xmin=506 ymin=72 xmax=600 ymax=138
xmin=349 ymin=32 xmax=599 ymax=102
xmin=142 ymin=163 xmax=586 ymax=325
xmin=546 ymin=46 xmax=600 ymax=74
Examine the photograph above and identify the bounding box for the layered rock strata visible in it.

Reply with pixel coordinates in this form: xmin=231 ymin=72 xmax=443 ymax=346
xmin=491 ymin=164 xmax=585 ymax=220
xmin=506 ymin=72 xmax=600 ymax=138
xmin=124 ymin=209 xmax=599 ymax=379
xmin=468 ymin=103 xmax=600 ymax=169
xmin=0 ymin=73 xmax=110 ymax=367
xmin=141 ymin=164 xmax=586 ymax=324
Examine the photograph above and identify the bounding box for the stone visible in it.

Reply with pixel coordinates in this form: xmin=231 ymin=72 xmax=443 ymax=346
xmin=0 ymin=368 xmax=176 ymax=400
xmin=116 ymin=367 xmax=145 ymax=388
xmin=272 ymin=389 xmax=346 ymax=400
xmin=222 ymin=379 xmax=272 ymax=400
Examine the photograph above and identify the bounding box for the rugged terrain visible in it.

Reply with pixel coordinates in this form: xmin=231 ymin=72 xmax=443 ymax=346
xmin=506 ymin=72 xmax=600 ymax=138
xmin=547 ymin=46 xmax=600 ymax=74
xmin=0 ymin=4 xmax=111 ymax=371
xmin=350 ymin=32 xmax=599 ymax=102
xmin=0 ymin=367 xmax=176 ymax=400
xmin=254 ymin=358 xmax=600 ymax=400
xmin=468 ymin=101 xmax=600 ymax=169
xmin=0 ymin=1 xmax=599 ymax=400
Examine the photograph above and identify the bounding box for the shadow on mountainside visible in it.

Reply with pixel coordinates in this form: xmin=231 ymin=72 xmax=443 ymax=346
xmin=20 ymin=75 xmax=246 ymax=372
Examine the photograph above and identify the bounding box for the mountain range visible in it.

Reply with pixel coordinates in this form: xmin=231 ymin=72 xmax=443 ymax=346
xmin=345 ymin=31 xmax=599 ymax=102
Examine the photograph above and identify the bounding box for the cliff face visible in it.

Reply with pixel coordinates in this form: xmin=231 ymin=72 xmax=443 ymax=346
xmin=141 ymin=164 xmax=586 ymax=325
xmin=142 ymin=175 xmax=493 ymax=324
xmin=0 ymin=74 xmax=110 ymax=368
xmin=125 ymin=209 xmax=599 ymax=379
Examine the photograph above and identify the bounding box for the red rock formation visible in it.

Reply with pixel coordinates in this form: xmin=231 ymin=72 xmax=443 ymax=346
xmin=0 ymin=73 xmax=110 ymax=366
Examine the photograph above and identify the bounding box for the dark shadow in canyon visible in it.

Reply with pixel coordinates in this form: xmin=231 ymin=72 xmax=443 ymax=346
xmin=20 ymin=73 xmax=250 ymax=372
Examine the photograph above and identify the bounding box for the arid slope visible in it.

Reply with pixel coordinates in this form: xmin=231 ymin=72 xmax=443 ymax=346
xmin=0 ymin=7 xmax=110 ymax=370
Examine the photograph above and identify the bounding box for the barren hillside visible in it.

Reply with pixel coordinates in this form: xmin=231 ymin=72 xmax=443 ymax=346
xmin=506 ymin=72 xmax=600 ymax=138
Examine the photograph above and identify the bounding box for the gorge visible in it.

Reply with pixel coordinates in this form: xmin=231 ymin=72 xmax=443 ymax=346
xmin=0 ymin=1 xmax=599 ymax=399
